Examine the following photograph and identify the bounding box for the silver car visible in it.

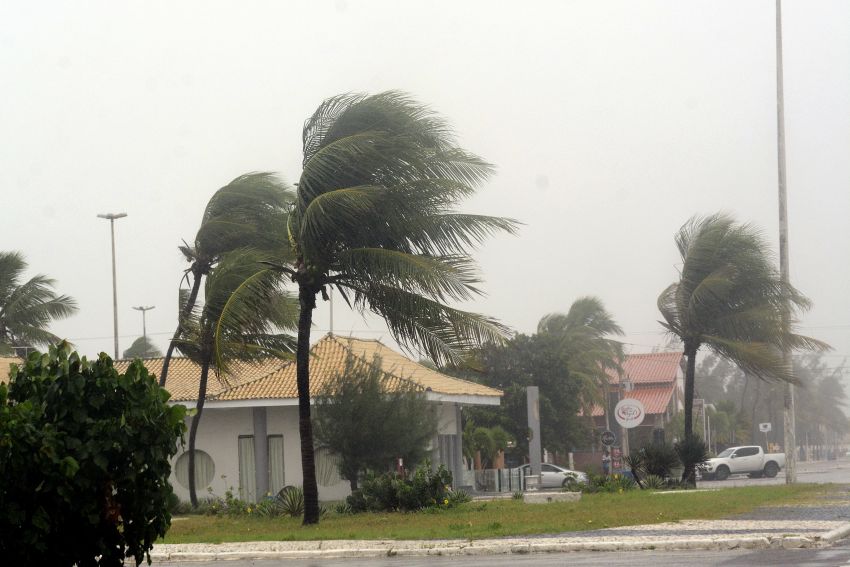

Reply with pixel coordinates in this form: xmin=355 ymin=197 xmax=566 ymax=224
xmin=520 ymin=463 xmax=588 ymax=488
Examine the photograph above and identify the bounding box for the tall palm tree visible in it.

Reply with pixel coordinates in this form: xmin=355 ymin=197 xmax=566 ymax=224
xmin=0 ymin=251 xmax=77 ymax=355
xmin=160 ymin=173 xmax=292 ymax=387
xmin=657 ymin=213 xmax=827 ymax=484
xmin=178 ymin=250 xmax=297 ymax=506
xmin=280 ymin=91 xmax=518 ymax=523
xmin=537 ymin=296 xmax=624 ymax=416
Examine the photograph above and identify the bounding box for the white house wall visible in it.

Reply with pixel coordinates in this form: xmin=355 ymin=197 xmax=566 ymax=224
xmin=171 ymin=400 xmax=472 ymax=504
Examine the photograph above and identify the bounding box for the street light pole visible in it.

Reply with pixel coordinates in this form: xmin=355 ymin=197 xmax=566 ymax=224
xmin=775 ymin=0 xmax=797 ymax=485
xmin=132 ymin=305 xmax=155 ymax=358
xmin=97 ymin=212 xmax=127 ymax=360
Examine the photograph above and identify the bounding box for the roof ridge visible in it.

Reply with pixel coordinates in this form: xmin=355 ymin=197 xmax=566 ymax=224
xmin=209 ymin=356 xmax=295 ymax=399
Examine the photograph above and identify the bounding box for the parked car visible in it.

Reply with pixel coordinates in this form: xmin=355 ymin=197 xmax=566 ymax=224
xmin=701 ymin=445 xmax=786 ymax=480
xmin=519 ymin=463 xmax=588 ymax=488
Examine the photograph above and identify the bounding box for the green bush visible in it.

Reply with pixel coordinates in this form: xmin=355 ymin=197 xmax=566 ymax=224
xmin=579 ymin=473 xmax=637 ymax=494
xmin=0 ymin=344 xmax=186 ymax=566
xmin=642 ymin=474 xmax=666 ymax=489
xmin=346 ymin=463 xmax=460 ymax=512
xmin=641 ymin=443 xmax=680 ymax=479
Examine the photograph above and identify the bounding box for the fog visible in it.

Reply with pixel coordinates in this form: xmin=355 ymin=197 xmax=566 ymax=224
xmin=1 ymin=1 xmax=847 ymax=380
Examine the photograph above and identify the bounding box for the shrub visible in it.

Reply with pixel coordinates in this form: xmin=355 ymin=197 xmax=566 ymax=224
xmin=641 ymin=443 xmax=680 ymax=479
xmin=0 ymin=344 xmax=186 ymax=566
xmin=346 ymin=463 xmax=460 ymax=512
xmin=277 ymin=485 xmax=305 ymax=518
xmin=675 ymin=436 xmax=710 ymax=485
xmin=579 ymin=473 xmax=636 ymax=494
xmin=642 ymin=474 xmax=666 ymax=489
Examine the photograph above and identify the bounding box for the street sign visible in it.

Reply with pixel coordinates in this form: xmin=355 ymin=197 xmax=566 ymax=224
xmin=614 ymin=398 xmax=645 ymax=429
xmin=600 ymin=430 xmax=616 ymax=446
xmin=759 ymin=422 xmax=772 ymax=433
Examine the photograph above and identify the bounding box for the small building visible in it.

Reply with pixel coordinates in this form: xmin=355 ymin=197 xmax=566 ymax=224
xmin=593 ymin=351 xmax=685 ymax=448
xmin=115 ymin=334 xmax=502 ymax=503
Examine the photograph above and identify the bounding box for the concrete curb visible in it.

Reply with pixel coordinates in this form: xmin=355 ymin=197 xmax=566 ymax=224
xmin=150 ymin=526 xmax=850 ymax=562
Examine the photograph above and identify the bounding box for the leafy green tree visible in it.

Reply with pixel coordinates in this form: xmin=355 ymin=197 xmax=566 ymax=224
xmin=160 ymin=173 xmax=293 ymax=387
xmin=178 ymin=251 xmax=297 ymax=506
xmin=0 ymin=251 xmax=77 ymax=355
xmin=463 ymin=421 xmax=511 ymax=469
xmin=313 ymin=353 xmax=438 ymax=491
xmin=657 ymin=213 xmax=826 ymax=484
xmin=122 ymin=336 xmax=163 ymax=359
xmin=282 ymin=92 xmax=517 ymax=523
xmin=461 ymin=333 xmax=589 ymax=460
xmin=537 ymin=296 xmax=624 ymax=414
xmin=0 ymin=343 xmax=186 ymax=566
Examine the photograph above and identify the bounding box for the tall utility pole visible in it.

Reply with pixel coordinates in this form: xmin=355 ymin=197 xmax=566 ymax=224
xmin=97 ymin=212 xmax=127 ymax=359
xmin=132 ymin=305 xmax=155 ymax=358
xmin=775 ymin=0 xmax=796 ymax=484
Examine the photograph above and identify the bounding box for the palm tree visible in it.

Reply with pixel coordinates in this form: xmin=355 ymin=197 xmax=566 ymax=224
xmin=178 ymin=250 xmax=297 ymax=506
xmin=537 ymin=297 xmax=625 ymax=416
xmin=159 ymin=173 xmax=292 ymax=387
xmin=280 ymin=91 xmax=518 ymax=523
xmin=657 ymin=213 xmax=827 ymax=485
xmin=0 ymin=251 xmax=77 ymax=355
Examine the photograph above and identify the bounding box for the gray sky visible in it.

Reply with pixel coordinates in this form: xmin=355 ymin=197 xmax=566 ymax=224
xmin=1 ymin=1 xmax=848 ymax=377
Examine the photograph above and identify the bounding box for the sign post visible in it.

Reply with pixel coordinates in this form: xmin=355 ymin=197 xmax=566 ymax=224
xmin=760 ymin=422 xmax=772 ymax=452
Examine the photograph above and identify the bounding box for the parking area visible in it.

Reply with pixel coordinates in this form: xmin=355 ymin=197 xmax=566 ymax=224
xmin=698 ymin=458 xmax=848 ymax=488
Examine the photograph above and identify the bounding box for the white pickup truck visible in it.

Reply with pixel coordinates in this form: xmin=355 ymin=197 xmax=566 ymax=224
xmin=701 ymin=445 xmax=786 ymax=480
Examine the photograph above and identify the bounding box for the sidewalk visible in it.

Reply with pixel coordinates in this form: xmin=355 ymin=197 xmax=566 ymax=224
xmin=151 ymin=490 xmax=850 ymax=562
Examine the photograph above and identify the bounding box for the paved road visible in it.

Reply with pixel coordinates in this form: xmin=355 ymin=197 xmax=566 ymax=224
xmin=158 ymin=541 xmax=850 ymax=566
xmin=698 ymin=458 xmax=848 ymax=488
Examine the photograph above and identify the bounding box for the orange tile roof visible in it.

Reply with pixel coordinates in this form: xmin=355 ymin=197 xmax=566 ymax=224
xmin=0 ymin=357 xmax=21 ymax=385
xmin=606 ymin=352 xmax=683 ymax=385
xmin=217 ymin=334 xmax=502 ymax=401
xmin=589 ymin=386 xmax=676 ymax=417
xmin=112 ymin=356 xmax=285 ymax=402
xmin=117 ymin=334 xmax=501 ymax=403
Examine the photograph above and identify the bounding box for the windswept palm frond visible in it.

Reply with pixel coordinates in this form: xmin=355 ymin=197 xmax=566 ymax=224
xmin=344 ymin=281 xmax=511 ymax=366
xmin=0 ymin=251 xmax=77 ymax=349
xmin=336 ymin=249 xmax=482 ymax=302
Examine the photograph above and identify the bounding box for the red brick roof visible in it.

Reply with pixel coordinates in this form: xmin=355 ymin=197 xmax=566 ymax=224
xmin=606 ymin=351 xmax=683 ymax=385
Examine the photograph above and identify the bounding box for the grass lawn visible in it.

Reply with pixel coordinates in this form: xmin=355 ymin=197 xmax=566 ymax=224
xmin=161 ymin=483 xmax=833 ymax=543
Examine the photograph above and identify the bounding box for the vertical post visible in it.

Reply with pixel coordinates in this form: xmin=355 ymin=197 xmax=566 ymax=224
xmin=253 ymin=407 xmax=269 ymax=503
xmin=109 ymin=219 xmax=119 ymax=360
xmin=527 ymin=386 xmax=542 ymax=481
xmin=454 ymin=404 xmax=464 ymax=489
xmin=776 ymin=0 xmax=797 ymax=484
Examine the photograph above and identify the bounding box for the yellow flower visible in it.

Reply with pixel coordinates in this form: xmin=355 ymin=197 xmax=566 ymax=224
xmin=443 ymin=499 xmax=449 ymax=506
xmin=247 ymin=507 xmax=252 ymax=514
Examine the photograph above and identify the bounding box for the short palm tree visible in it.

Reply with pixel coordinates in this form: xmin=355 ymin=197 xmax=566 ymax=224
xmin=0 ymin=251 xmax=77 ymax=355
xmin=658 ymin=213 xmax=827 ymax=485
xmin=178 ymin=250 xmax=297 ymax=506
xmin=160 ymin=173 xmax=292 ymax=387
xmin=281 ymin=91 xmax=518 ymax=523
xmin=537 ymin=296 xmax=624 ymax=416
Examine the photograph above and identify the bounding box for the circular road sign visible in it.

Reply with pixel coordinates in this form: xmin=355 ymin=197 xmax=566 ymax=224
xmin=600 ymin=430 xmax=616 ymax=446
xmin=614 ymin=398 xmax=646 ymax=429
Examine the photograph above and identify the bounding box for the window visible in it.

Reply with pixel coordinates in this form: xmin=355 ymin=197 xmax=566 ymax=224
xmin=735 ymin=447 xmax=759 ymax=457
xmin=268 ymin=435 xmax=285 ymax=495
xmin=315 ymin=449 xmax=343 ymax=487
xmin=238 ymin=435 xmax=256 ymax=502
xmin=541 ymin=464 xmax=559 ymax=473
xmin=174 ymin=450 xmax=215 ymax=490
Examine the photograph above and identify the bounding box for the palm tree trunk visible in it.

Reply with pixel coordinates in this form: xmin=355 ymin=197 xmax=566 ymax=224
xmin=188 ymin=359 xmax=210 ymax=508
xmin=682 ymin=344 xmax=697 ymax=486
xmin=296 ymin=283 xmax=320 ymax=525
xmin=160 ymin=270 xmax=203 ymax=387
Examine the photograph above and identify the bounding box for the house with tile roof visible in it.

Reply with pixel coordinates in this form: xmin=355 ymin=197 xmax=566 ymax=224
xmin=592 ymin=351 xmax=685 ymax=448
xmin=115 ymin=334 xmax=502 ymax=503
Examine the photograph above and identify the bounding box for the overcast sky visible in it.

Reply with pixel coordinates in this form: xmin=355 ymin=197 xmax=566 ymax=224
xmin=1 ymin=1 xmax=848 ymax=379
